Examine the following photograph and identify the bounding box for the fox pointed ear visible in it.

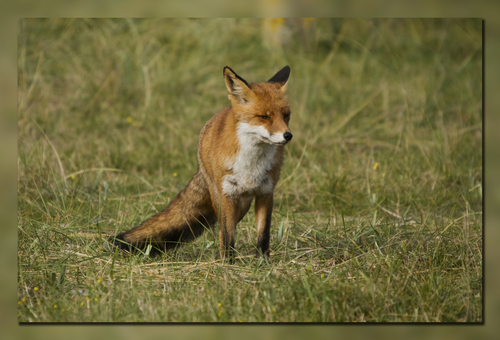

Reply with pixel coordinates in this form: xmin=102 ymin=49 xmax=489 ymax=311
xmin=268 ymin=65 xmax=290 ymax=93
xmin=224 ymin=66 xmax=254 ymax=105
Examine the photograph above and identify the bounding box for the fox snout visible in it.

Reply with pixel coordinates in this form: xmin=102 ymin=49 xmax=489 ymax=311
xmin=270 ymin=130 xmax=293 ymax=145
xmin=267 ymin=130 xmax=293 ymax=145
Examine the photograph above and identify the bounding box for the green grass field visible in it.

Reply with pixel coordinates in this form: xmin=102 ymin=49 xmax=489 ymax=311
xmin=17 ymin=18 xmax=482 ymax=322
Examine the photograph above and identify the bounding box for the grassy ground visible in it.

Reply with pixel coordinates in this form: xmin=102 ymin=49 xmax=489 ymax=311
xmin=17 ymin=18 xmax=482 ymax=322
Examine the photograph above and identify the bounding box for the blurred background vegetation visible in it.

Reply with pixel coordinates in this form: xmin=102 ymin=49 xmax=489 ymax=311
xmin=18 ymin=18 xmax=482 ymax=216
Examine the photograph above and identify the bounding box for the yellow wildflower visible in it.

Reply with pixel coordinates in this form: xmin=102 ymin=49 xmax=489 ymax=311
xmin=270 ymin=18 xmax=285 ymax=31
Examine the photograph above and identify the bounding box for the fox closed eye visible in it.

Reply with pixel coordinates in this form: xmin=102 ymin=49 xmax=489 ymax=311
xmin=257 ymin=115 xmax=270 ymax=120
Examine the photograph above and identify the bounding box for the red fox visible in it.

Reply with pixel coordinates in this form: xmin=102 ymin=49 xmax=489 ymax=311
xmin=110 ymin=66 xmax=292 ymax=262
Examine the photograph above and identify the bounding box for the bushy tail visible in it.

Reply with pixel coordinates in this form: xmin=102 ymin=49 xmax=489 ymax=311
xmin=109 ymin=170 xmax=216 ymax=254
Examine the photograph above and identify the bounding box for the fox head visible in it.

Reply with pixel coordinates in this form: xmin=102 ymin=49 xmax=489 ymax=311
xmin=223 ymin=66 xmax=293 ymax=145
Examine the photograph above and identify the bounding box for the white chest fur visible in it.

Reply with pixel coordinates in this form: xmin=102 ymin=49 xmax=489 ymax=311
xmin=222 ymin=122 xmax=277 ymax=197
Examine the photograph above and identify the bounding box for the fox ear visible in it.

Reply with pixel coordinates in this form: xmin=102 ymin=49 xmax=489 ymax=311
xmin=268 ymin=65 xmax=290 ymax=93
xmin=224 ymin=66 xmax=253 ymax=105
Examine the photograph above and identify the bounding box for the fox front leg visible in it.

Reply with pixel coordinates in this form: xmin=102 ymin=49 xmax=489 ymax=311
xmin=217 ymin=195 xmax=239 ymax=263
xmin=255 ymin=193 xmax=273 ymax=259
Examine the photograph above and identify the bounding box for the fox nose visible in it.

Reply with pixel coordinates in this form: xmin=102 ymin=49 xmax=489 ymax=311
xmin=283 ymin=132 xmax=293 ymax=142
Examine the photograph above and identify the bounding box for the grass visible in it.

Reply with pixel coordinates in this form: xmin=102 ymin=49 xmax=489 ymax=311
xmin=17 ymin=18 xmax=482 ymax=322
